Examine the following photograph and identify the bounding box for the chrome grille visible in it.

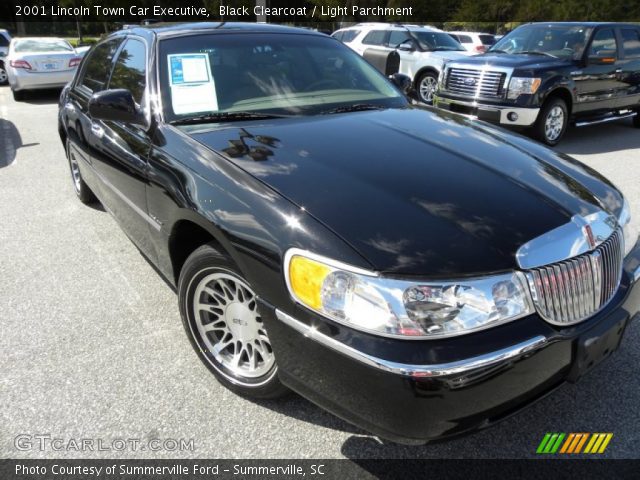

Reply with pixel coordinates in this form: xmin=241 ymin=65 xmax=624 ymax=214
xmin=445 ymin=68 xmax=506 ymax=98
xmin=524 ymin=230 xmax=623 ymax=325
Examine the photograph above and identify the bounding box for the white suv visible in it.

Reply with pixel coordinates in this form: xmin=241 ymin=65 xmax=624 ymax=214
xmin=332 ymin=23 xmax=472 ymax=103
xmin=0 ymin=29 xmax=12 ymax=85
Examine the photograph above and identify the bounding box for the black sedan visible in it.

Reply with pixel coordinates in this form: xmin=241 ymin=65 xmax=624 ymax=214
xmin=58 ymin=22 xmax=640 ymax=445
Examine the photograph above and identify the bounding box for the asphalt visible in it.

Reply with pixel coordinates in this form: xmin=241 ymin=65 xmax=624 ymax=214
xmin=0 ymin=86 xmax=639 ymax=460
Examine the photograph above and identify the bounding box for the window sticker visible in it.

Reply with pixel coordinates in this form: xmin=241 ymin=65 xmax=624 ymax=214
xmin=168 ymin=54 xmax=218 ymax=115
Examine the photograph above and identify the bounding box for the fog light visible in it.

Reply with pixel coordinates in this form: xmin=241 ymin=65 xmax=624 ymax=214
xmin=507 ymin=112 xmax=519 ymax=122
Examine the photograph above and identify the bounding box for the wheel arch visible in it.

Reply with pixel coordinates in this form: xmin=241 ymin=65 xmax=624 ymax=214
xmin=542 ymin=86 xmax=573 ymax=115
xmin=413 ymin=66 xmax=440 ymax=88
xmin=168 ymin=217 xmax=229 ymax=286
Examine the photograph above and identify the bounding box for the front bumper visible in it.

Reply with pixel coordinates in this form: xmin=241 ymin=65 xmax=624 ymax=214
xmin=263 ymin=241 xmax=640 ymax=444
xmin=8 ymin=67 xmax=74 ymax=92
xmin=433 ymin=94 xmax=540 ymax=127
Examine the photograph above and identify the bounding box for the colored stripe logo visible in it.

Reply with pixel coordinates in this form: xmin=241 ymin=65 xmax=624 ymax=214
xmin=537 ymin=433 xmax=613 ymax=454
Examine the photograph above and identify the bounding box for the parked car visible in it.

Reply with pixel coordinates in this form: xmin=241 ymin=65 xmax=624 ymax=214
xmin=6 ymin=37 xmax=82 ymax=100
xmin=0 ymin=29 xmax=12 ymax=85
xmin=332 ymin=23 xmax=472 ymax=103
xmin=434 ymin=22 xmax=640 ymax=145
xmin=448 ymin=31 xmax=496 ymax=53
xmin=58 ymin=22 xmax=640 ymax=445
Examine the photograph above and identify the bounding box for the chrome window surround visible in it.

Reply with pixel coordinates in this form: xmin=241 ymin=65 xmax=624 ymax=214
xmin=441 ymin=62 xmax=514 ymax=101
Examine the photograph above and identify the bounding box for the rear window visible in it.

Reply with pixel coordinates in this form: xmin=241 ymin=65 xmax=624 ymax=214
xmin=621 ymin=28 xmax=640 ymax=58
xmin=479 ymin=34 xmax=496 ymax=45
xmin=14 ymin=39 xmax=73 ymax=53
xmin=457 ymin=35 xmax=472 ymax=44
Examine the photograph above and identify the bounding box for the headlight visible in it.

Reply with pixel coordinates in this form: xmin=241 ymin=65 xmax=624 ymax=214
xmin=619 ymin=198 xmax=638 ymax=256
xmin=284 ymin=249 xmax=533 ymax=338
xmin=507 ymin=77 xmax=542 ymax=99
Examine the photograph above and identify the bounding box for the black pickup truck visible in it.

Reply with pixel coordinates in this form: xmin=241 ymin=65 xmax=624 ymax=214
xmin=433 ymin=22 xmax=640 ymax=144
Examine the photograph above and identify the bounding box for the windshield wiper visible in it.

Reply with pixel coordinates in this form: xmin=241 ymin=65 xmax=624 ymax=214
xmin=320 ymin=104 xmax=386 ymax=115
xmin=170 ymin=111 xmax=293 ymax=125
xmin=515 ymin=51 xmax=558 ymax=58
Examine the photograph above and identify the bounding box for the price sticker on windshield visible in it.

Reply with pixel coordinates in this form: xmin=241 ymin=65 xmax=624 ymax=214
xmin=168 ymin=54 xmax=218 ymax=115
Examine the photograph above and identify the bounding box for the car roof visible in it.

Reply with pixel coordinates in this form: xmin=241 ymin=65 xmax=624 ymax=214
xmin=118 ymin=22 xmax=324 ymax=40
xmin=524 ymin=22 xmax=638 ymax=27
xmin=351 ymin=23 xmax=442 ymax=32
xmin=449 ymin=31 xmax=492 ymax=35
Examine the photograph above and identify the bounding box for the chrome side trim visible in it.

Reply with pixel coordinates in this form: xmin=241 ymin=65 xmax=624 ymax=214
xmin=274 ymin=309 xmax=548 ymax=377
xmin=575 ymin=111 xmax=637 ymax=127
xmin=516 ymin=211 xmax=619 ymax=270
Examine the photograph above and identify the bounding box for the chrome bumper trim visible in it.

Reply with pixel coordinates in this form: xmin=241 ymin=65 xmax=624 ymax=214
xmin=433 ymin=95 xmax=540 ymax=126
xmin=275 ymin=309 xmax=548 ymax=378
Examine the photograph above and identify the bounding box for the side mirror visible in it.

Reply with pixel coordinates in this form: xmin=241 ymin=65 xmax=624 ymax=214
xmin=588 ymin=50 xmax=617 ymax=65
xmin=389 ymin=72 xmax=412 ymax=95
xmin=88 ymin=89 xmax=147 ymax=126
xmin=397 ymin=40 xmax=416 ymax=52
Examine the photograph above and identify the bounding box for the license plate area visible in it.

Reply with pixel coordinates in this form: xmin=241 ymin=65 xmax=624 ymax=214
xmin=43 ymin=63 xmax=58 ymax=70
xmin=567 ymin=314 xmax=627 ymax=382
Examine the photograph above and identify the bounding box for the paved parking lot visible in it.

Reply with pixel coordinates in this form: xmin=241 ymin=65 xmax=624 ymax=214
xmin=1 ymin=85 xmax=639 ymax=460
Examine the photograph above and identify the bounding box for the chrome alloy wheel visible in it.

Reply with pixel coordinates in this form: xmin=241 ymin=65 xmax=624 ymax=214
xmin=544 ymin=105 xmax=565 ymax=142
xmin=419 ymin=75 xmax=438 ymax=103
xmin=0 ymin=67 xmax=7 ymax=84
xmin=192 ymin=271 xmax=275 ymax=382
xmin=69 ymin=151 xmax=82 ymax=194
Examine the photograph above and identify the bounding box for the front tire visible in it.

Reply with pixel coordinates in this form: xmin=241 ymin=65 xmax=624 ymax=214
xmin=12 ymin=89 xmax=24 ymax=101
xmin=416 ymin=71 xmax=439 ymax=104
xmin=533 ymin=97 xmax=568 ymax=146
xmin=66 ymin=139 xmax=97 ymax=204
xmin=178 ymin=244 xmax=288 ymax=399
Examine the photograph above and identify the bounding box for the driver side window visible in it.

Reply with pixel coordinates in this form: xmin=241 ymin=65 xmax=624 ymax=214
xmin=589 ymin=29 xmax=618 ymax=58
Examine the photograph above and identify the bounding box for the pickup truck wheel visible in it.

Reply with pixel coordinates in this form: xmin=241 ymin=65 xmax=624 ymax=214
xmin=178 ymin=244 xmax=289 ymax=399
xmin=66 ymin=139 xmax=97 ymax=204
xmin=416 ymin=71 xmax=438 ymax=104
xmin=534 ymin=98 xmax=568 ymax=146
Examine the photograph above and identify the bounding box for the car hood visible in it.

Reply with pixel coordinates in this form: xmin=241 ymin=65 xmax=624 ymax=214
xmin=450 ymin=53 xmax=572 ymax=70
xmin=432 ymin=50 xmax=472 ymax=61
xmin=185 ymin=108 xmax=622 ymax=277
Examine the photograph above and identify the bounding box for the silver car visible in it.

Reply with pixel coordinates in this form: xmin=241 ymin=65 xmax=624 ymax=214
xmin=6 ymin=37 xmax=81 ymax=101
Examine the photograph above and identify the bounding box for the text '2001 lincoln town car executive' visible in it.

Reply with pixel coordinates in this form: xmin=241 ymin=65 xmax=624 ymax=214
xmin=58 ymin=23 xmax=640 ymax=445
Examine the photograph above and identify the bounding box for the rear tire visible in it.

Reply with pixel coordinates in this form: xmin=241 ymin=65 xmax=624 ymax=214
xmin=533 ymin=97 xmax=568 ymax=146
xmin=12 ymin=89 xmax=24 ymax=101
xmin=66 ymin=139 xmax=97 ymax=204
xmin=633 ymin=111 xmax=640 ymax=128
xmin=178 ymin=243 xmax=289 ymax=399
xmin=0 ymin=65 xmax=8 ymax=85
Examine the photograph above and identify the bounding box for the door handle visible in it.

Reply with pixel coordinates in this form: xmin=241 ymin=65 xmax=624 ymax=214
xmin=615 ymin=69 xmax=622 ymax=73
xmin=91 ymin=123 xmax=104 ymax=138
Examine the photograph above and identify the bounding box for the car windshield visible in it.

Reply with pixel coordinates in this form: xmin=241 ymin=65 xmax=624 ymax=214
xmin=159 ymin=33 xmax=406 ymax=122
xmin=412 ymin=31 xmax=465 ymax=51
xmin=14 ymin=39 xmax=73 ymax=53
xmin=490 ymin=24 xmax=593 ymax=60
